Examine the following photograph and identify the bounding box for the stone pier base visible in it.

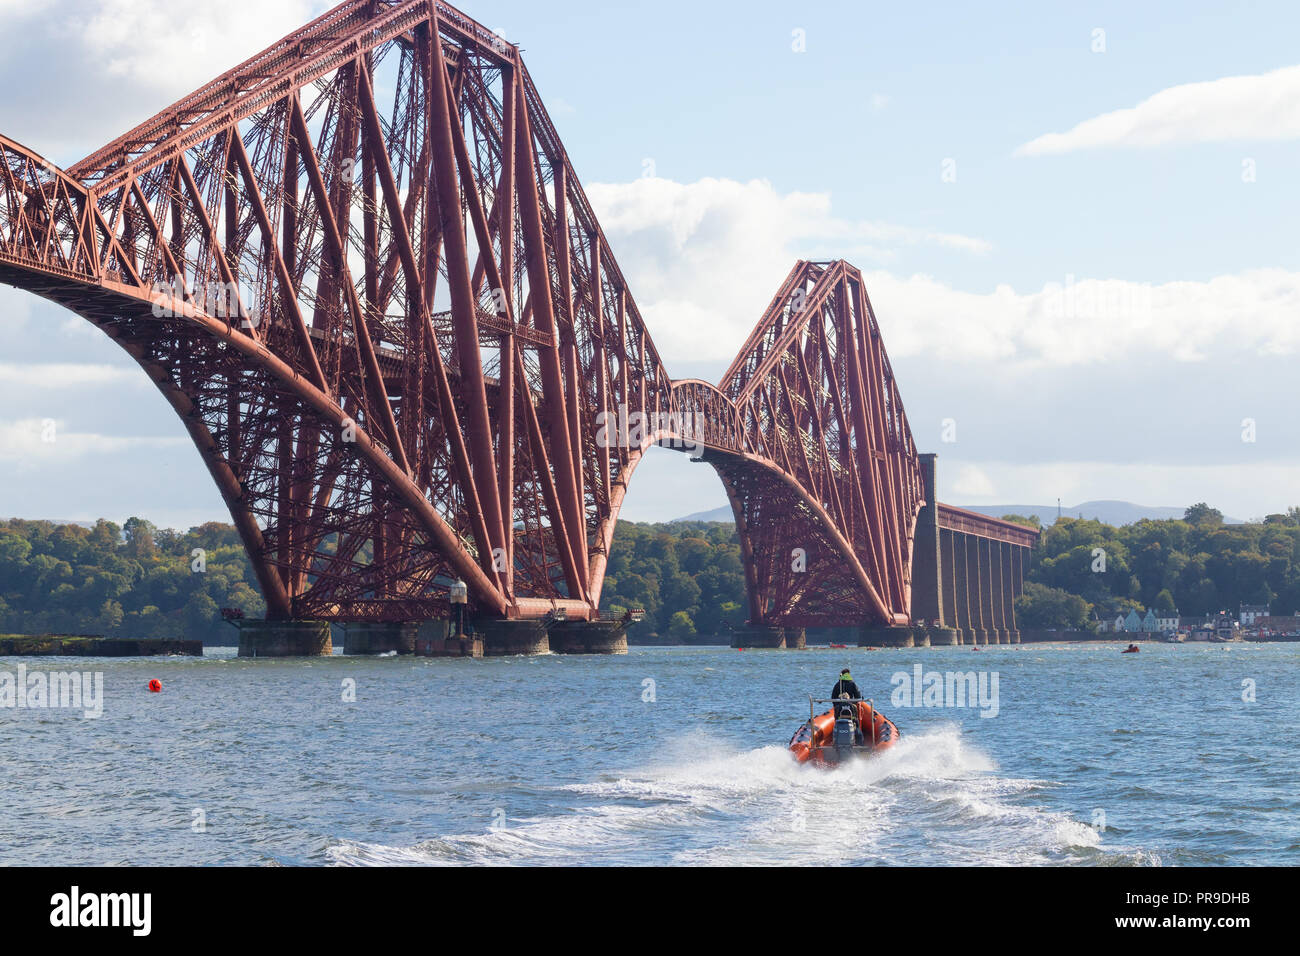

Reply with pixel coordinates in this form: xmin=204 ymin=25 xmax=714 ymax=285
xmin=473 ymin=619 xmax=550 ymax=656
xmin=859 ymin=624 xmax=915 ymax=648
xmin=731 ymin=625 xmax=788 ymax=649
xmin=413 ymin=620 xmax=483 ymax=657
xmin=969 ymin=628 xmax=990 ymax=646
xmin=1008 ymin=630 xmax=1022 ymax=644
xmin=406 ymin=620 xmax=477 ymax=657
xmin=549 ymin=620 xmax=628 ymax=655
xmin=911 ymin=627 xmax=932 ymax=648
xmin=342 ymin=622 xmax=417 ymax=655
xmin=926 ymin=626 xmax=960 ymax=646
xmin=237 ymin=620 xmax=332 ymax=657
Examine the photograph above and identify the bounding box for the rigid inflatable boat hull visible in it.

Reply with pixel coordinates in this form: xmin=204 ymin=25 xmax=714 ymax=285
xmin=788 ymin=701 xmax=900 ymax=765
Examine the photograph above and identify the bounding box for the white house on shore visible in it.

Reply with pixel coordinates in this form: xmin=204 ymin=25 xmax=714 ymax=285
xmin=1239 ymin=604 xmax=1269 ymax=626
xmin=1097 ymin=607 xmax=1178 ymax=634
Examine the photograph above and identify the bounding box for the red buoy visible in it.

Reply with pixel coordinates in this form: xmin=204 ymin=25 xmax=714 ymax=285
xmin=148 ymin=679 xmax=162 ymax=693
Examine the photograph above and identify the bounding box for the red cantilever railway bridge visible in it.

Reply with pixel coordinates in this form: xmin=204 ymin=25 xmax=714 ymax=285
xmin=0 ymin=0 xmax=1035 ymax=654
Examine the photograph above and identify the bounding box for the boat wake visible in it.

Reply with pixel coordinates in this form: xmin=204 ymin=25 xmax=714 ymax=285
xmin=327 ymin=726 xmax=1145 ymax=866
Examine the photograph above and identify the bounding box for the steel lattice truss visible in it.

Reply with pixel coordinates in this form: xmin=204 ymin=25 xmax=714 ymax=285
xmin=0 ymin=0 xmax=932 ymax=627
xmin=709 ymin=261 xmax=923 ymax=626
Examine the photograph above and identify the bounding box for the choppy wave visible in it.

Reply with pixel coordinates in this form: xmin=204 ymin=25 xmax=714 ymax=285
xmin=327 ymin=727 xmax=1135 ymax=866
xmin=9 ymin=643 xmax=1297 ymax=865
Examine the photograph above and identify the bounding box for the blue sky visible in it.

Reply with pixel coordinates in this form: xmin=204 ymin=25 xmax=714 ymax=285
xmin=511 ymin=0 xmax=1300 ymax=283
xmin=1 ymin=0 xmax=1299 ymax=528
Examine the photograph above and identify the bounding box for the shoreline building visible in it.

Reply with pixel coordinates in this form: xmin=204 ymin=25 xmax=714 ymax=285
xmin=1239 ymin=604 xmax=1270 ymax=627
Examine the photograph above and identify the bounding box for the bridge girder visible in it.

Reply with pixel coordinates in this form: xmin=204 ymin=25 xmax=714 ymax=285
xmin=0 ymin=0 xmax=1034 ymax=628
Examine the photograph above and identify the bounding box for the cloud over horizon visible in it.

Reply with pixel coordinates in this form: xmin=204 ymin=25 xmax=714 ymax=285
xmin=587 ymin=175 xmax=1300 ymax=369
xmin=1016 ymin=63 xmax=1300 ymax=156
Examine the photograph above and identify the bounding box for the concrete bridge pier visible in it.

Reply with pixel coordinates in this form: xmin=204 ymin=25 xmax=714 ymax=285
xmin=237 ymin=620 xmax=332 ymax=657
xmin=923 ymin=455 xmax=1037 ymax=647
xmin=731 ymin=625 xmax=789 ymax=648
xmin=549 ymin=620 xmax=629 ymax=654
xmin=976 ymin=539 xmax=996 ymax=644
xmin=472 ymin=619 xmax=550 ymax=656
xmin=909 ymin=455 xmax=940 ymax=651
xmin=342 ymin=622 xmax=417 ymax=655
xmin=414 ymin=620 xmax=483 ymax=657
xmin=1004 ymin=541 xmax=1022 ymax=643
xmin=987 ymin=538 xmax=1010 ymax=644
xmin=859 ymin=624 xmax=914 ymax=648
xmin=927 ymin=626 xmax=960 ymax=646
xmin=950 ymin=528 xmax=978 ymax=644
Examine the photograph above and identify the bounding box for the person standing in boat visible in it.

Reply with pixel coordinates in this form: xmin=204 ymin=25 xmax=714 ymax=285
xmin=832 ymin=668 xmax=861 ymax=712
xmin=831 ymin=668 xmax=866 ymax=745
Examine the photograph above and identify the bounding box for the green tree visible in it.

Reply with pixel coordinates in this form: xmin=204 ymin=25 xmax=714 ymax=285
xmin=123 ymin=517 xmax=159 ymax=561
xmin=667 ymin=610 xmax=696 ymax=640
xmin=1184 ymin=502 xmax=1224 ymax=528
xmin=1000 ymin=514 xmax=1041 ymax=530
xmin=1015 ymin=582 xmax=1090 ymax=629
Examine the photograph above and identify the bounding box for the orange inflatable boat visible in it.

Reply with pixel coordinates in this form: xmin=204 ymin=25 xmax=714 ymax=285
xmin=789 ymin=696 xmax=900 ymax=765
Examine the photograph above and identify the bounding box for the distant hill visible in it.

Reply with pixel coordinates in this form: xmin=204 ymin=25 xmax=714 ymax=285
xmin=671 ymin=500 xmax=1242 ymax=526
xmin=671 ymin=505 xmax=734 ymax=523
xmin=957 ymin=501 xmax=1242 ymax=526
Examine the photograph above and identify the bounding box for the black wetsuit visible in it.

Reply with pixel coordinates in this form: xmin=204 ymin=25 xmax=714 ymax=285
xmin=832 ymin=677 xmax=862 ymax=703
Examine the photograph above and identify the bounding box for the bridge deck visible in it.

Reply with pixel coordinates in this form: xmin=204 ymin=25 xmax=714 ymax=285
xmin=936 ymin=504 xmax=1039 ymax=548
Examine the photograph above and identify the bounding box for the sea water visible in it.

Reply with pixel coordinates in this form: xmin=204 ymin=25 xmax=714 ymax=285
xmin=2 ymin=642 xmax=1296 ymax=866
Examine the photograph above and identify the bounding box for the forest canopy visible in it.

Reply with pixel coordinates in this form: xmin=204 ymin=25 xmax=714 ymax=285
xmin=1013 ymin=503 xmax=1300 ymax=628
xmin=3 ymin=502 xmax=1296 ymax=642
xmin=0 ymin=518 xmax=263 ymax=645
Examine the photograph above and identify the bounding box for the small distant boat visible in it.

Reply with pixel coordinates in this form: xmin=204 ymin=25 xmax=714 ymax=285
xmin=789 ymin=696 xmax=899 ymax=765
xmin=1122 ymin=644 xmax=1140 ymax=654
xmin=828 ymin=642 xmax=848 ymax=648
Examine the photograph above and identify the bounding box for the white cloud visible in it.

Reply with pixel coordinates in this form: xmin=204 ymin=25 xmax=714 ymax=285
xmin=586 ymin=176 xmax=989 ymax=363
xmin=587 ymin=175 xmax=1300 ymax=368
xmin=949 ymin=463 xmax=997 ymax=498
xmin=76 ymin=0 xmax=329 ymax=89
xmin=0 ymin=0 xmax=331 ymax=161
xmin=1016 ymin=63 xmax=1300 ymax=156
xmin=0 ymin=418 xmax=187 ymax=466
xmin=0 ymin=362 xmax=144 ymax=388
xmin=864 ymin=268 xmax=1300 ymax=366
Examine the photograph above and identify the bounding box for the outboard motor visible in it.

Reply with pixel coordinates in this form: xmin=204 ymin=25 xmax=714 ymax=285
xmin=833 ymin=714 xmax=857 ymax=751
